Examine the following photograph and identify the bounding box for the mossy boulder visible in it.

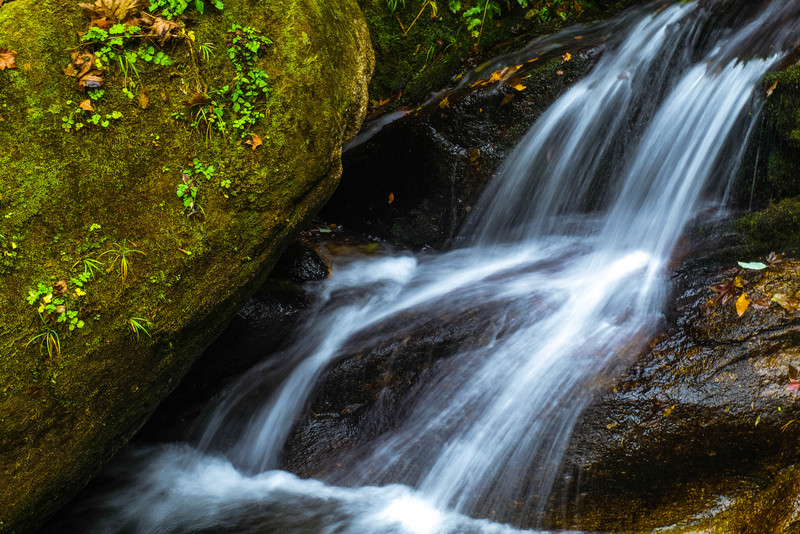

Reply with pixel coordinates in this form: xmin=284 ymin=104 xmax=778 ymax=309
xmin=0 ymin=0 xmax=373 ymax=530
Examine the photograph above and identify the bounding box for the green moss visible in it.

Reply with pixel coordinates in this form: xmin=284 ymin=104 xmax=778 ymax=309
xmin=0 ymin=0 xmax=372 ymax=530
xmin=360 ymin=0 xmax=647 ymax=110
xmin=736 ymin=197 xmax=800 ymax=256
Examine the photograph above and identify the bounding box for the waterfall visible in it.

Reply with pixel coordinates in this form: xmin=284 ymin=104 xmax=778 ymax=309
xmin=66 ymin=1 xmax=800 ymax=532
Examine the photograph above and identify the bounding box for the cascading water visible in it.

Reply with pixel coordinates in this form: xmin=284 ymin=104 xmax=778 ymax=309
xmin=62 ymin=1 xmax=800 ymax=532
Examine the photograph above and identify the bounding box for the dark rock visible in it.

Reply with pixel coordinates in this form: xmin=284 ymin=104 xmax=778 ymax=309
xmin=273 ymin=242 xmax=330 ymax=283
xmin=321 ymin=44 xmax=603 ymax=249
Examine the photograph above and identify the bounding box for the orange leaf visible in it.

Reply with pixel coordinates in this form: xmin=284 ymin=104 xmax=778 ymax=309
xmin=736 ymin=292 xmax=750 ymax=317
xmin=245 ymin=134 xmax=262 ymax=150
xmin=388 ymin=192 xmax=394 ymax=204
xmin=468 ymin=148 xmax=480 ymax=162
xmin=562 ymin=52 xmax=572 ymax=62
xmin=766 ymin=80 xmax=778 ymax=98
xmin=0 ymin=47 xmax=18 ymax=70
xmin=438 ymin=96 xmax=450 ymax=109
xmin=79 ymin=99 xmax=94 ymax=112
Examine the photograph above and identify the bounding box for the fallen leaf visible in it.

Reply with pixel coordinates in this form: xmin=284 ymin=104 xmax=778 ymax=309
xmin=79 ymin=99 xmax=94 ymax=112
xmin=556 ymin=70 xmax=564 ymax=76
xmin=78 ymin=72 xmax=104 ymax=91
xmin=27 ymin=386 xmax=40 ymax=395
xmin=562 ymin=52 xmax=572 ymax=62
xmin=766 ymin=80 xmax=778 ymax=98
xmin=751 ymin=297 xmax=770 ymax=309
xmin=150 ymin=16 xmax=181 ymax=44
xmin=388 ymin=192 xmax=394 ymax=204
xmin=733 ymin=275 xmax=746 ymax=288
xmin=771 ymin=293 xmax=800 ymax=312
xmin=468 ymin=148 xmax=480 ymax=162
xmin=137 ymin=92 xmax=149 ymax=109
xmin=52 ymin=280 xmax=68 ymax=296
xmin=438 ymin=96 xmax=450 ymax=109
xmin=767 ymin=251 xmax=785 ymax=265
xmin=662 ymin=405 xmax=675 ymax=417
xmin=787 ymin=380 xmax=799 ymax=394
xmin=0 ymin=47 xmax=18 ymax=70
xmin=500 ymin=93 xmax=515 ymax=106
xmin=738 ymin=261 xmax=767 ymax=270
xmin=184 ymin=92 xmax=211 ymax=108
xmin=736 ymin=292 xmax=750 ymax=317
xmin=244 ymin=134 xmax=262 ymax=150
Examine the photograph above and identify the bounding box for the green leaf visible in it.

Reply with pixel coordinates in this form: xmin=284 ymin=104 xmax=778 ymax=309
xmin=738 ymin=261 xmax=768 ymax=270
xmin=195 ymin=0 xmax=204 ymax=13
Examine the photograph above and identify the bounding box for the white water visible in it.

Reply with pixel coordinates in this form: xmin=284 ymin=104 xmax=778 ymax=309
xmin=69 ymin=1 xmax=800 ymax=532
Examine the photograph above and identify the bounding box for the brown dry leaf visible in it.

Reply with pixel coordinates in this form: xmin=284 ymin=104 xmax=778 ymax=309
xmin=556 ymin=70 xmax=564 ymax=76
xmin=79 ymin=99 xmax=95 ymax=112
xmin=751 ymin=297 xmax=771 ymax=310
xmin=388 ymin=192 xmax=394 ymax=204
xmin=500 ymin=94 xmax=515 ymax=106
xmin=78 ymin=72 xmax=104 ymax=91
xmin=736 ymin=292 xmax=750 ymax=317
xmin=150 ymin=16 xmax=181 ymax=44
xmin=766 ymin=80 xmax=778 ymax=98
xmin=0 ymin=47 xmax=18 ymax=70
xmin=80 ymin=0 xmax=146 ymax=23
xmin=245 ymin=134 xmax=262 ymax=151
xmin=767 ymin=251 xmax=785 ymax=265
xmin=184 ymin=92 xmax=212 ymax=108
xmin=137 ymin=92 xmax=149 ymax=109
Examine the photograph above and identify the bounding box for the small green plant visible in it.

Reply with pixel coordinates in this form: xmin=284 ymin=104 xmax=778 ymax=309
xmin=99 ymin=241 xmax=145 ymax=285
xmin=26 ymin=315 xmax=61 ymax=359
xmin=177 ymin=171 xmax=199 ymax=212
xmin=198 ymin=42 xmax=216 ymax=61
xmin=148 ymin=0 xmax=223 ymax=18
xmin=25 ymin=278 xmax=87 ymax=358
xmin=74 ymin=257 xmax=104 ymax=279
xmin=129 ymin=317 xmax=152 ymax=340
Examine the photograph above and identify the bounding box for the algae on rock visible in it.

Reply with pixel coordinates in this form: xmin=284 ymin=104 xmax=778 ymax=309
xmin=0 ymin=0 xmax=373 ymax=530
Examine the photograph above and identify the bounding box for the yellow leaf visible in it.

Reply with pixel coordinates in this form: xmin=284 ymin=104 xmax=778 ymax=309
xmin=563 ymin=52 xmax=572 ymax=62
xmin=736 ymin=292 xmax=750 ymax=317
xmin=388 ymin=192 xmax=395 ymax=204
xmin=438 ymin=96 xmax=450 ymax=109
xmin=75 ymin=288 xmax=86 ymax=297
xmin=663 ymin=405 xmax=675 ymax=418
xmin=766 ymin=80 xmax=778 ymax=98
xmin=500 ymin=94 xmax=515 ymax=106
xmin=512 ymin=83 xmax=527 ymax=91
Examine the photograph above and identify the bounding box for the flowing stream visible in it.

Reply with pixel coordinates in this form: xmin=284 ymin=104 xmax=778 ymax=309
xmin=65 ymin=1 xmax=800 ymax=532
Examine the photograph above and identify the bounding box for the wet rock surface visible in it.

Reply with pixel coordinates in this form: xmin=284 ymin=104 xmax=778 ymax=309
xmin=540 ymin=255 xmax=800 ymax=531
xmin=321 ymin=46 xmax=603 ymax=249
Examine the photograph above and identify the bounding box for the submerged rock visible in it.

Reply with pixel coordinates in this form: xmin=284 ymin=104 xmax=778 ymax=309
xmin=0 ymin=0 xmax=373 ymax=529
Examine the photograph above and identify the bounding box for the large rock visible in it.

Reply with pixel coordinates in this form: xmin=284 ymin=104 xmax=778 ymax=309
xmin=0 ymin=0 xmax=373 ymax=530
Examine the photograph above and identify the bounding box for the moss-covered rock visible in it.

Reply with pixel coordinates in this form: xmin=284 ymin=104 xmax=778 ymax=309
xmin=0 ymin=0 xmax=373 ymax=530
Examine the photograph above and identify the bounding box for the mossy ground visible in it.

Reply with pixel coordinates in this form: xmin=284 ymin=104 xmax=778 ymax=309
xmin=0 ymin=0 xmax=371 ymax=530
